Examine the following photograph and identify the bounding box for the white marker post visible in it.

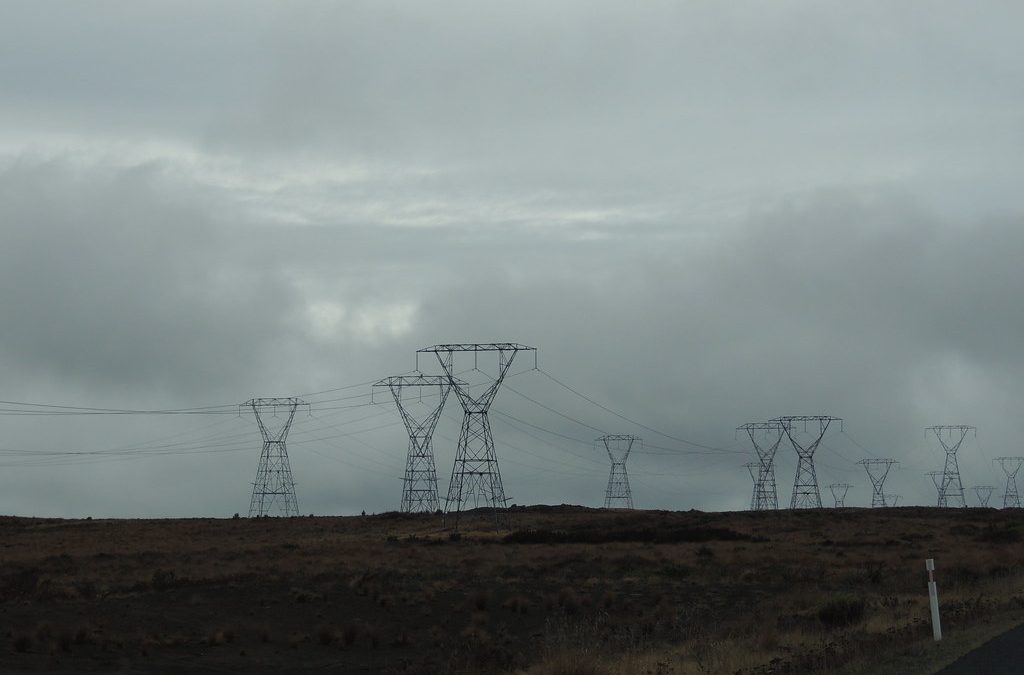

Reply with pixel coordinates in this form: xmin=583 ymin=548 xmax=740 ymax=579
xmin=926 ymin=558 xmax=942 ymax=641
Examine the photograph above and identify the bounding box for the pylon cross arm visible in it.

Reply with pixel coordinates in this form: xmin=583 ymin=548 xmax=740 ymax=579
xmin=417 ymin=343 xmax=535 ymax=353
xmin=599 ymin=434 xmax=639 ymax=462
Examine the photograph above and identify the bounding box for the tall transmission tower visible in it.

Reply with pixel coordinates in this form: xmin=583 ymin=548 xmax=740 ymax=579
xmin=744 ymin=462 xmax=758 ymax=510
xmin=858 ymin=458 xmax=898 ymax=508
xmin=374 ymin=373 xmax=462 ymax=513
xmin=926 ymin=471 xmax=944 ymax=505
xmin=973 ymin=485 xmax=995 ymax=508
xmin=927 ymin=425 xmax=975 ymax=508
xmin=886 ymin=494 xmax=901 ymax=507
xmin=994 ymin=457 xmax=1023 ymax=508
xmin=244 ymin=397 xmax=308 ymax=517
xmin=601 ymin=435 xmax=639 ymax=509
xmin=417 ymin=343 xmax=536 ymax=530
xmin=772 ymin=416 xmax=842 ymax=509
xmin=738 ymin=421 xmax=785 ymax=510
xmin=829 ymin=483 xmax=851 ymax=508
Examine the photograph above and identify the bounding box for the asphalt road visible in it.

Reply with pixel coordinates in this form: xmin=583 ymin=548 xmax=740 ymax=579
xmin=934 ymin=623 xmax=1024 ymax=674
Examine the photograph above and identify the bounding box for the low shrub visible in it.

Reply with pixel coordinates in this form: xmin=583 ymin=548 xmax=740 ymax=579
xmin=976 ymin=526 xmax=1021 ymax=544
xmin=13 ymin=633 xmax=32 ymax=653
xmin=151 ymin=569 xmax=176 ymax=591
xmin=341 ymin=623 xmax=360 ymax=647
xmin=817 ymin=596 xmax=865 ymax=628
xmin=504 ymin=526 xmax=754 ymax=545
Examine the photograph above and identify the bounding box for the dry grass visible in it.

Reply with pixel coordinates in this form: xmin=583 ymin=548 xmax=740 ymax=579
xmin=0 ymin=507 xmax=1022 ymax=673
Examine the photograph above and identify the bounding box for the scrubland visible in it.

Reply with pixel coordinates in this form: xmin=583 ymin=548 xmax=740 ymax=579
xmin=0 ymin=505 xmax=1021 ymax=673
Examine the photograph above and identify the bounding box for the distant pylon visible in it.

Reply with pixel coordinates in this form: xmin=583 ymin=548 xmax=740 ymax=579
xmin=886 ymin=494 xmax=901 ymax=507
xmin=738 ymin=421 xmax=785 ymax=510
xmin=744 ymin=462 xmax=759 ymax=510
xmin=601 ymin=435 xmax=638 ymax=509
xmin=858 ymin=459 xmax=898 ymax=508
xmin=994 ymin=457 xmax=1023 ymax=508
xmin=829 ymin=483 xmax=851 ymax=508
xmin=418 ymin=343 xmax=536 ymax=530
xmin=972 ymin=485 xmax=995 ymax=508
xmin=374 ymin=373 xmax=463 ymax=513
xmin=245 ymin=397 xmax=308 ymax=517
xmin=773 ymin=416 xmax=842 ymax=509
xmin=927 ymin=425 xmax=974 ymax=508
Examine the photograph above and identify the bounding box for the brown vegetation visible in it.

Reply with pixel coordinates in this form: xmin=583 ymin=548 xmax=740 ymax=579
xmin=0 ymin=506 xmax=1021 ymax=673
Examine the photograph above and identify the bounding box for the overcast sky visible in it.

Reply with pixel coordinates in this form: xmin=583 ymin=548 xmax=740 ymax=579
xmin=1 ymin=2 xmax=1022 ymax=517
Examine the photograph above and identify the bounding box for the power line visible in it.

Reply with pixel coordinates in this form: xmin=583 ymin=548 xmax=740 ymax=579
xmin=535 ymin=367 xmax=735 ymax=453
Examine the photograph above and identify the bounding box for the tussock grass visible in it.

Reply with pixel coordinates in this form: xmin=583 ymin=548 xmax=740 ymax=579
xmin=1 ymin=507 xmax=1023 ymax=673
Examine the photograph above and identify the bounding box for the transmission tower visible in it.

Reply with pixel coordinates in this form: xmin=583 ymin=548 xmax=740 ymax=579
xmin=994 ymin=457 xmax=1023 ymax=508
xmin=927 ymin=425 xmax=975 ymax=508
xmin=858 ymin=459 xmax=898 ymax=508
xmin=744 ymin=462 xmax=758 ymax=510
xmin=738 ymin=421 xmax=785 ymax=510
xmin=374 ymin=373 xmax=463 ymax=513
xmin=829 ymin=483 xmax=851 ymax=507
xmin=772 ymin=416 xmax=842 ymax=509
xmin=973 ymin=485 xmax=995 ymax=508
xmin=418 ymin=343 xmax=536 ymax=530
xmin=886 ymin=494 xmax=901 ymax=507
xmin=602 ymin=435 xmax=639 ymax=509
xmin=244 ymin=397 xmax=308 ymax=517
xmin=926 ymin=471 xmax=944 ymax=505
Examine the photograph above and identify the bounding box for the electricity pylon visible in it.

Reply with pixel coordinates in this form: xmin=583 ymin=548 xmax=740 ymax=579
xmin=772 ymin=416 xmax=842 ymax=509
xmin=374 ymin=373 xmax=463 ymax=513
xmin=927 ymin=425 xmax=974 ymax=508
xmin=886 ymin=494 xmax=901 ymax=507
xmin=744 ymin=462 xmax=759 ymax=510
xmin=972 ymin=485 xmax=995 ymax=508
xmin=738 ymin=421 xmax=786 ymax=510
xmin=926 ymin=471 xmax=944 ymax=504
xmin=601 ymin=435 xmax=639 ymax=509
xmin=244 ymin=397 xmax=308 ymax=517
xmin=994 ymin=457 xmax=1023 ymax=508
xmin=858 ymin=458 xmax=898 ymax=508
xmin=418 ymin=343 xmax=536 ymax=530
xmin=829 ymin=483 xmax=852 ymax=507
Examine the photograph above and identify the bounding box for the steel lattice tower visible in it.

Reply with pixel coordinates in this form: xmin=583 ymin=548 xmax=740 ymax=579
xmin=994 ymin=457 xmax=1023 ymax=508
xmin=829 ymin=483 xmax=851 ymax=507
xmin=927 ymin=425 xmax=974 ymax=508
xmin=773 ymin=416 xmax=841 ymax=509
xmin=602 ymin=435 xmax=638 ymax=509
xmin=973 ymin=485 xmax=995 ymax=508
xmin=926 ymin=471 xmax=944 ymax=504
xmin=738 ymin=421 xmax=785 ymax=510
xmin=886 ymin=494 xmax=901 ymax=507
xmin=418 ymin=343 xmax=536 ymax=530
xmin=374 ymin=373 xmax=462 ymax=513
xmin=245 ymin=397 xmax=307 ymax=517
xmin=744 ymin=462 xmax=759 ymax=510
xmin=858 ymin=459 xmax=898 ymax=508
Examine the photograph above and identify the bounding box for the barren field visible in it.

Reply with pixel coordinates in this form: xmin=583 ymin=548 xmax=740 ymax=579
xmin=1 ymin=506 xmax=1022 ymax=674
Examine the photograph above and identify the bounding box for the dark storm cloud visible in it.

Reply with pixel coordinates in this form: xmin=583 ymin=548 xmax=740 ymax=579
xmin=0 ymin=2 xmax=1021 ymax=515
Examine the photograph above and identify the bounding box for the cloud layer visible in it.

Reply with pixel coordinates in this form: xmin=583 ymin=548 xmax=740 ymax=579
xmin=0 ymin=2 xmax=1021 ymax=516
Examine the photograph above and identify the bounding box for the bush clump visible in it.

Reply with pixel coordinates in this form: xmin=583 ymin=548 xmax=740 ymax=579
xmin=976 ymin=526 xmax=1022 ymax=544
xmin=817 ymin=595 xmax=865 ymax=628
xmin=504 ymin=525 xmax=753 ymax=545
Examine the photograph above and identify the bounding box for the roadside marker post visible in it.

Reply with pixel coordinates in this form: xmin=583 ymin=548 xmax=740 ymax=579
xmin=926 ymin=558 xmax=942 ymax=641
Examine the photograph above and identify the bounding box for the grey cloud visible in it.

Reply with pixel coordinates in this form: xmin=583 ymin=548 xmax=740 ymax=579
xmin=0 ymin=158 xmax=295 ymax=400
xmin=0 ymin=3 xmax=1022 ymax=516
